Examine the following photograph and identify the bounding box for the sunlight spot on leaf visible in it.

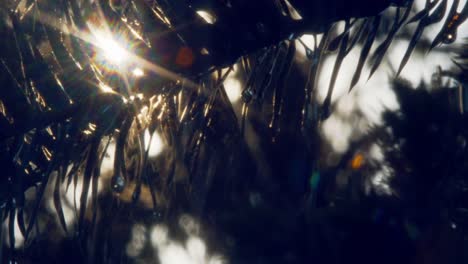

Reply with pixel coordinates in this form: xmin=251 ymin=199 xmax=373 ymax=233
xmin=144 ymin=130 xmax=164 ymax=157
xmin=224 ymin=77 xmax=242 ymax=103
xmin=1 ymin=211 xmax=25 ymax=249
xmin=196 ymin=10 xmax=217 ymax=24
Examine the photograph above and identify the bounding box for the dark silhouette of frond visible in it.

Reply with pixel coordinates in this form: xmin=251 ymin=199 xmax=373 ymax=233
xmin=0 ymin=0 xmax=467 ymax=263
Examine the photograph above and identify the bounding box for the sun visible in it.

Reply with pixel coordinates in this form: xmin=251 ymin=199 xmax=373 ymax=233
xmin=86 ymin=20 xmax=132 ymax=69
xmin=92 ymin=30 xmax=130 ymax=67
xmin=95 ymin=34 xmax=129 ymax=65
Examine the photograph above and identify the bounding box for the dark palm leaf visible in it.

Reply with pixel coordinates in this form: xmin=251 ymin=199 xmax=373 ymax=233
xmin=0 ymin=0 xmax=466 ymax=262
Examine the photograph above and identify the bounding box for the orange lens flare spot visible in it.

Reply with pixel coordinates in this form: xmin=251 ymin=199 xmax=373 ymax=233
xmin=175 ymin=47 xmax=195 ymax=68
xmin=351 ymin=154 xmax=364 ymax=170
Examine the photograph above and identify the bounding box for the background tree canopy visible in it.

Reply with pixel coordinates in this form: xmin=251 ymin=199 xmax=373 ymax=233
xmin=1 ymin=0 xmax=468 ymax=263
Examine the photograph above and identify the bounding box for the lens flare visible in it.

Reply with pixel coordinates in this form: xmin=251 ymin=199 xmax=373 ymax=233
xmin=99 ymin=38 xmax=127 ymax=64
xmin=132 ymin=67 xmax=145 ymax=77
xmin=86 ymin=20 xmax=132 ymax=70
xmin=94 ymin=33 xmax=129 ymax=66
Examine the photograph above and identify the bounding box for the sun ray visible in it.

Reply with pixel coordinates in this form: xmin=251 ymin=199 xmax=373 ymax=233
xmin=25 ymin=8 xmax=198 ymax=91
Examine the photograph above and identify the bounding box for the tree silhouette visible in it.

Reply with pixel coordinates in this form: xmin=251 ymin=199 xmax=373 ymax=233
xmin=0 ymin=0 xmax=467 ymax=263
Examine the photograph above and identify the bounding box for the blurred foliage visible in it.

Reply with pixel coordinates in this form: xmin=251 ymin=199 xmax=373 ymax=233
xmin=0 ymin=0 xmax=467 ymax=263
